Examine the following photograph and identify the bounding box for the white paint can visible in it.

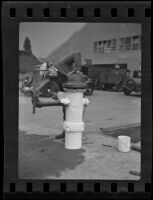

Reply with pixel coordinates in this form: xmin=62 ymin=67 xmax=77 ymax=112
xmin=118 ymin=136 xmax=131 ymax=152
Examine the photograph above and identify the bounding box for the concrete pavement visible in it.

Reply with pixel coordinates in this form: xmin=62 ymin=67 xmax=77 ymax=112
xmin=19 ymin=90 xmax=141 ymax=179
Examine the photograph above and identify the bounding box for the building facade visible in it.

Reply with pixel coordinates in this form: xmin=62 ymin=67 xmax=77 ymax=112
xmin=48 ymin=23 xmax=141 ymax=76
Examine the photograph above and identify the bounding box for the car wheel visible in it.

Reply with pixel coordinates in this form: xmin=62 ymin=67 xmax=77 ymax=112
xmin=124 ymin=88 xmax=132 ymax=95
xmin=87 ymin=88 xmax=93 ymax=95
xmin=126 ymin=79 xmax=135 ymax=91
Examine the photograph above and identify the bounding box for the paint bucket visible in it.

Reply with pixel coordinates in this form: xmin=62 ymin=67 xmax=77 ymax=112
xmin=118 ymin=136 xmax=131 ymax=152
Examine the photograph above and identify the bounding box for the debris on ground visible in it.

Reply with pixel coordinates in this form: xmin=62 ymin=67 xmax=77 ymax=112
xmin=131 ymin=142 xmax=141 ymax=152
xmin=103 ymin=144 xmax=113 ymax=148
xmin=129 ymin=170 xmax=140 ymax=176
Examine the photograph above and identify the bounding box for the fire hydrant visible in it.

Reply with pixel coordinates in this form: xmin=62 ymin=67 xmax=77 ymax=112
xmin=62 ymin=71 xmax=89 ymax=149
xmin=32 ymin=70 xmax=89 ymax=150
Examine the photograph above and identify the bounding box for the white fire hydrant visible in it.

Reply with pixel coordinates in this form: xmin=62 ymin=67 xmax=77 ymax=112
xmin=59 ymin=71 xmax=90 ymax=149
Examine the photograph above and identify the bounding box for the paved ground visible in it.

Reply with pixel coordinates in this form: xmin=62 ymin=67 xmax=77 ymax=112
xmin=19 ymin=90 xmax=141 ymax=179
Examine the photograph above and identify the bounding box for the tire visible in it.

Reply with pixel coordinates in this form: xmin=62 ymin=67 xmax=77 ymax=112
xmin=85 ymin=88 xmax=93 ymax=96
xmin=123 ymin=79 xmax=136 ymax=95
xmin=124 ymin=88 xmax=132 ymax=95
xmin=126 ymin=79 xmax=135 ymax=91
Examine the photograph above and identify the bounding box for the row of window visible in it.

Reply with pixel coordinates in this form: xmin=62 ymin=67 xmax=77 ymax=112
xmin=93 ymin=35 xmax=141 ymax=53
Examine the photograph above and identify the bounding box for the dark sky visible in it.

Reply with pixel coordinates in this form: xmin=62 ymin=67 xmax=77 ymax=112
xmin=19 ymin=23 xmax=86 ymax=58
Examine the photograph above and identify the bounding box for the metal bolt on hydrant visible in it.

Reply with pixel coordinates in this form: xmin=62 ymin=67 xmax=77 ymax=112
xmin=32 ymin=70 xmax=89 ymax=150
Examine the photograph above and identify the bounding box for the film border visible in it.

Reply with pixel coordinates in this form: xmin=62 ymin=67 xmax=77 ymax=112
xmin=2 ymin=1 xmax=151 ymax=199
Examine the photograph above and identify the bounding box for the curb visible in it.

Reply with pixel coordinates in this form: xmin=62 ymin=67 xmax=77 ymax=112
xmin=100 ymin=123 xmax=140 ymax=132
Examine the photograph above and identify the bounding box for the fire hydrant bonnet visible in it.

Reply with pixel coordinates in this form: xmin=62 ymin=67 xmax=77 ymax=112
xmin=63 ymin=71 xmax=87 ymax=89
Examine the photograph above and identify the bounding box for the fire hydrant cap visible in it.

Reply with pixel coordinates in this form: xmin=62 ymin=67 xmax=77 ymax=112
xmin=63 ymin=71 xmax=87 ymax=89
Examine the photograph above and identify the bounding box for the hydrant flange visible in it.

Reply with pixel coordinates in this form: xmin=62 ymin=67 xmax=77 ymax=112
xmin=63 ymin=121 xmax=84 ymax=132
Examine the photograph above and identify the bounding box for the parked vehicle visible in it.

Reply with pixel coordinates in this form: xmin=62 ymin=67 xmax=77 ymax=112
xmin=98 ymin=65 xmax=129 ymax=91
xmin=83 ymin=75 xmax=94 ymax=95
xmin=101 ymin=73 xmax=124 ymax=90
xmin=20 ymin=69 xmax=94 ymax=97
xmin=123 ymin=70 xmax=141 ymax=95
xmin=112 ymin=69 xmax=131 ymax=92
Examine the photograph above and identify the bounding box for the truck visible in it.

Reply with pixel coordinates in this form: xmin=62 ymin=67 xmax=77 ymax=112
xmin=93 ymin=64 xmax=130 ymax=91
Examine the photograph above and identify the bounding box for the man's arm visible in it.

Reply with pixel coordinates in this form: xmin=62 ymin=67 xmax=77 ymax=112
xmin=55 ymin=52 xmax=82 ymax=75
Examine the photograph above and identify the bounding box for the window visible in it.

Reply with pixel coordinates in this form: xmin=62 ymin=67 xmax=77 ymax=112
xmin=132 ymin=36 xmax=140 ymax=50
xmin=119 ymin=38 xmax=124 ymax=52
xmin=93 ymin=41 xmax=98 ymax=53
xmin=103 ymin=40 xmax=108 ymax=53
xmin=111 ymin=39 xmax=117 ymax=51
xmin=98 ymin=41 xmax=103 ymax=53
xmin=125 ymin=37 xmax=131 ymax=51
xmin=93 ymin=35 xmax=141 ymax=54
xmin=106 ymin=40 xmax=111 ymax=53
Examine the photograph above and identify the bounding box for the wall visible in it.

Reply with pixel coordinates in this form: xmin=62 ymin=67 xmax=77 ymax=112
xmin=47 ymin=23 xmax=141 ymax=74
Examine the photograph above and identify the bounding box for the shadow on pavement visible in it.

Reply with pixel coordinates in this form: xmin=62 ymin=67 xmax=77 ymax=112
xmin=101 ymin=126 xmax=141 ymax=143
xmin=19 ymin=130 xmax=85 ymax=179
